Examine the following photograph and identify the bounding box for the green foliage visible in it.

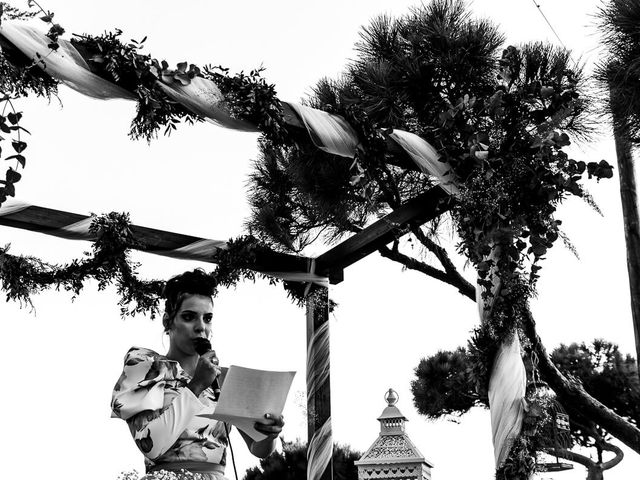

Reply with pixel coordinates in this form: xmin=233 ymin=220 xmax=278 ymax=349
xmin=551 ymin=340 xmax=640 ymax=448
xmin=0 ymin=3 xmax=61 ymax=206
xmin=412 ymin=338 xmax=638 ymax=476
xmin=243 ymin=440 xmax=360 ymax=480
xmin=70 ymin=30 xmax=202 ymax=139
xmin=0 ymin=212 xmax=164 ymax=316
xmin=203 ymin=65 xmax=289 ymax=144
xmin=495 ymin=435 xmax=536 ymax=480
xmin=411 ymin=347 xmax=485 ymax=417
xmin=247 ymin=139 xmax=388 ymax=252
xmin=247 ymin=0 xmax=612 ymax=291
xmin=64 ymin=30 xmax=287 ymax=142
xmin=0 ymin=214 xmax=309 ymax=317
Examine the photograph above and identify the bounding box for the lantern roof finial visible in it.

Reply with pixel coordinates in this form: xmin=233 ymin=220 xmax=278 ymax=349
xmin=385 ymin=388 xmax=399 ymax=406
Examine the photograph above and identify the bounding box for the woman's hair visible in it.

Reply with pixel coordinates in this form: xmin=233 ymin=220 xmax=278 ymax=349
xmin=162 ymin=268 xmax=217 ymax=332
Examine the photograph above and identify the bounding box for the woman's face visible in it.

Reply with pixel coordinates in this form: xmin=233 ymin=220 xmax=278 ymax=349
xmin=167 ymin=294 xmax=214 ymax=355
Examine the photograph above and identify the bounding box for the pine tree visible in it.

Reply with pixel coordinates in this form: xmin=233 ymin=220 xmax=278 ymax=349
xmin=247 ymin=0 xmax=639 ymax=471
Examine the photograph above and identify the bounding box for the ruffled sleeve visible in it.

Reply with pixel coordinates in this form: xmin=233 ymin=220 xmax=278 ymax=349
xmin=111 ymin=347 xmax=178 ymax=420
xmin=111 ymin=347 xmax=206 ymax=460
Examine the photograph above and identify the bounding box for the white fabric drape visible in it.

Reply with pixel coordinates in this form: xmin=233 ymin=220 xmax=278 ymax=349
xmin=0 ymin=198 xmax=30 ymax=216
xmin=156 ymin=77 xmax=258 ymax=132
xmin=488 ymin=335 xmax=527 ymax=467
xmin=307 ymin=416 xmax=333 ymax=480
xmin=0 ymin=22 xmax=134 ymax=100
xmin=388 ymin=129 xmax=459 ymax=195
xmin=0 ymin=200 xmax=330 ymax=285
xmin=477 ymin=243 xmax=527 ymax=468
xmin=286 ymin=102 xmax=359 ymax=158
xmin=0 ymin=22 xmax=453 ymax=185
xmin=159 ymin=238 xmax=228 ymax=262
xmin=306 ymin=320 xmax=330 ymax=399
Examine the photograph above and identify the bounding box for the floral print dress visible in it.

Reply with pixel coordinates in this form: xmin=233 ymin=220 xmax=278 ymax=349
xmin=111 ymin=347 xmax=229 ymax=478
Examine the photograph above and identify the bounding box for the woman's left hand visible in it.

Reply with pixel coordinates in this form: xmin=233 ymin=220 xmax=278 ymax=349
xmin=254 ymin=413 xmax=284 ymax=439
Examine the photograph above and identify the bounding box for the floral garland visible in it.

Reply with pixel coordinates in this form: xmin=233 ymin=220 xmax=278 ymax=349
xmin=0 ymin=4 xmax=317 ymax=313
xmin=0 ymin=2 xmax=291 ymax=206
xmin=0 ymin=211 xmax=312 ymax=317
xmin=67 ymin=29 xmax=289 ymax=143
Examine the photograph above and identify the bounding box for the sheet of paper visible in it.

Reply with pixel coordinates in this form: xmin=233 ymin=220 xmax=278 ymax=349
xmin=196 ymin=365 xmax=296 ymax=441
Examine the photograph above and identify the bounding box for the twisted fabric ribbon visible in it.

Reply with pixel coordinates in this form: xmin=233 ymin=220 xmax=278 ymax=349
xmin=477 ymin=245 xmax=527 ymax=467
xmin=306 ymin=291 xmax=332 ymax=480
xmin=388 ymin=129 xmax=459 ymax=196
xmin=489 ymin=335 xmax=527 ymax=467
xmin=0 ymin=199 xmax=328 ymax=286
xmin=306 ymin=320 xmax=330 ymax=400
xmin=307 ymin=416 xmax=333 ymax=480
xmin=0 ymin=21 xmax=449 ymax=187
xmin=0 ymin=22 xmax=134 ymax=100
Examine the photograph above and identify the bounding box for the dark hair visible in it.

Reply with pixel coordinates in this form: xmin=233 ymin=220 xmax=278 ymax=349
xmin=162 ymin=269 xmax=217 ymax=332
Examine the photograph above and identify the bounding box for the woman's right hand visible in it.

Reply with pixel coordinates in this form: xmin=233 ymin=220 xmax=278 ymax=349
xmin=188 ymin=350 xmax=221 ymax=397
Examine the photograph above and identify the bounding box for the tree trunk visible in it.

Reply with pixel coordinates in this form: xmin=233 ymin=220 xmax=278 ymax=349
xmin=521 ymin=307 xmax=640 ymax=454
xmin=586 ymin=466 xmax=604 ymax=480
xmin=609 ymin=79 xmax=640 ymax=378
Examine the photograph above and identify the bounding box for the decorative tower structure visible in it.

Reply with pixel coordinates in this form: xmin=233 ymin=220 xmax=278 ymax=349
xmin=355 ymin=389 xmax=433 ymax=480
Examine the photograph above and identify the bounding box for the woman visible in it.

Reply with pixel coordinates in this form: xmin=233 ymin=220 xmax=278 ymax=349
xmin=111 ymin=269 xmax=284 ymax=479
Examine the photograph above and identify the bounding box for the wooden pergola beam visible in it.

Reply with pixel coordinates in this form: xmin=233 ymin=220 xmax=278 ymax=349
xmin=316 ymin=186 xmax=452 ymax=283
xmin=0 ymin=34 xmax=420 ymax=173
xmin=0 ymin=184 xmax=453 ymax=283
xmin=0 ymin=203 xmax=312 ymax=275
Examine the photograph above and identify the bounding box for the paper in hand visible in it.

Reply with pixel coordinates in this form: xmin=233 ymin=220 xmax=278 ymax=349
xmin=197 ymin=365 xmax=296 ymax=441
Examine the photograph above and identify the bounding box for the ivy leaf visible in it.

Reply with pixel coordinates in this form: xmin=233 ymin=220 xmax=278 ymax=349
xmin=5 ymin=154 xmax=26 ymax=168
xmin=11 ymin=140 xmax=27 ymax=153
xmin=40 ymin=13 xmax=53 ymax=23
xmin=49 ymin=23 xmax=65 ymax=36
xmin=6 ymin=168 xmax=21 ymax=183
xmin=3 ymin=181 xmax=15 ymax=196
xmin=7 ymin=112 xmax=22 ymax=125
xmin=587 ymin=160 xmax=614 ymax=181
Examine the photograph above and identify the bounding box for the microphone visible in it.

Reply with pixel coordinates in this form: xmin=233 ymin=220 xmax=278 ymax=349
xmin=192 ymin=337 xmax=221 ymax=400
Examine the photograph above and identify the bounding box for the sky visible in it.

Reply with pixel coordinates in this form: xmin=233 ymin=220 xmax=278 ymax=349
xmin=0 ymin=0 xmax=638 ymax=479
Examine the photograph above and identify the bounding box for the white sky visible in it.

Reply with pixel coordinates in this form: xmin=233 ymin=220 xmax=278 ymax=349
xmin=0 ymin=0 xmax=638 ymax=479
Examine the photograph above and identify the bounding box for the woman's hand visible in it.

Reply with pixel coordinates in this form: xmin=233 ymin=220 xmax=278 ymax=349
xmin=187 ymin=350 xmax=221 ymax=397
xmin=241 ymin=413 xmax=284 ymax=458
xmin=254 ymin=413 xmax=285 ymax=440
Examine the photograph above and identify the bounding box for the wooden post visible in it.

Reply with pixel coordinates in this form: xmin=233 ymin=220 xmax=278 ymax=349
xmin=306 ymin=286 xmax=333 ymax=480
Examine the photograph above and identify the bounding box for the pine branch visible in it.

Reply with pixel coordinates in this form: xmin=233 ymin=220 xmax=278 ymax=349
xmin=378 ymin=243 xmax=475 ymax=300
xmin=410 ymin=225 xmax=476 ymax=298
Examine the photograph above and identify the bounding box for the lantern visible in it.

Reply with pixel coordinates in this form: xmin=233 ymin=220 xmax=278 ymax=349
xmin=527 ymin=381 xmax=574 ymax=473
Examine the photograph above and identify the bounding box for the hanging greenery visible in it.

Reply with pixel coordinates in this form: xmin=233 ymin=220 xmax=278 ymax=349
xmin=67 ymin=29 xmax=288 ymax=142
xmin=0 ymin=2 xmax=61 ymax=206
xmin=0 ymin=211 xmax=313 ymax=317
xmin=0 ymin=1 xmax=291 ymax=207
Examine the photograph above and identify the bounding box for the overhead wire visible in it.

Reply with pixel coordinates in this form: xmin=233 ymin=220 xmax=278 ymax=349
xmin=529 ymin=0 xmax=568 ymax=50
